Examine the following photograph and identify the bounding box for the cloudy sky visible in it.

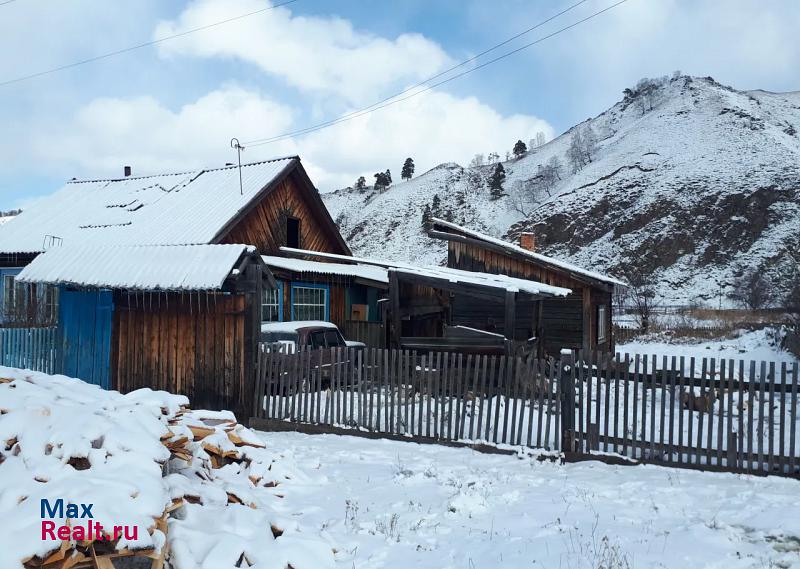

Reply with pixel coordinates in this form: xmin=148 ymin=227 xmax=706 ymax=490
xmin=1 ymin=0 xmax=798 ymax=208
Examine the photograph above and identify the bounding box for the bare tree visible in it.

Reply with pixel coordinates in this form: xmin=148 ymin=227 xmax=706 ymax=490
xmin=621 ymin=267 xmax=658 ymax=333
xmin=507 ymin=178 xmax=544 ymax=216
xmin=567 ymin=125 xmax=598 ymax=173
xmin=547 ymin=155 xmax=563 ymax=181
xmin=536 ymin=131 xmax=547 ymax=147
xmin=469 ymin=154 xmax=485 ymax=168
xmin=729 ymin=270 xmax=773 ymax=310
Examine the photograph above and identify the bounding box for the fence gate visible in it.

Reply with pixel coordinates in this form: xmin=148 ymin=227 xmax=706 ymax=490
xmin=59 ymin=289 xmax=114 ymax=389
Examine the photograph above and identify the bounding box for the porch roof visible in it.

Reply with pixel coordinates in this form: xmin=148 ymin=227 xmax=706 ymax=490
xmin=17 ymin=244 xmax=260 ymax=292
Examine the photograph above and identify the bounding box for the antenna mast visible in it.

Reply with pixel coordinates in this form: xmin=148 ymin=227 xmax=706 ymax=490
xmin=230 ymin=138 xmax=245 ymax=195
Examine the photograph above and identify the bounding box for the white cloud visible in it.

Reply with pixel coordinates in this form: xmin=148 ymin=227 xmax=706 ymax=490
xmin=154 ymin=0 xmax=454 ymax=105
xmin=35 ymin=86 xmax=553 ymax=190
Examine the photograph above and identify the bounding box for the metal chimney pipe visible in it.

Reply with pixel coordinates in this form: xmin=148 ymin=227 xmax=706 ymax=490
xmin=124 ymin=166 xmax=132 ymax=177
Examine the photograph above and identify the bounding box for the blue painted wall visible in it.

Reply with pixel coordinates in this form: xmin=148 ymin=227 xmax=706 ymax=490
xmin=59 ymin=288 xmax=114 ymax=389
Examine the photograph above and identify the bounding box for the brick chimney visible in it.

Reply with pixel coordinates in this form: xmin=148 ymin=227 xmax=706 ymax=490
xmin=519 ymin=232 xmax=536 ymax=252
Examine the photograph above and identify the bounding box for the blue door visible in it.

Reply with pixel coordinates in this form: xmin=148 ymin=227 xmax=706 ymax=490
xmin=59 ymin=288 xmax=114 ymax=389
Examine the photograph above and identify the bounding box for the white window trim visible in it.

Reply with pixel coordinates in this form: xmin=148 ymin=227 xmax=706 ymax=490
xmin=597 ymin=304 xmax=607 ymax=343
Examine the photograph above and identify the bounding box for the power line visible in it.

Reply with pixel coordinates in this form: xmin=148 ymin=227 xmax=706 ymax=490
xmin=244 ymin=0 xmax=629 ymax=147
xmin=0 ymin=0 xmax=299 ymax=88
xmin=243 ymin=0 xmax=590 ymax=146
xmin=0 ymin=0 xmax=18 ymax=5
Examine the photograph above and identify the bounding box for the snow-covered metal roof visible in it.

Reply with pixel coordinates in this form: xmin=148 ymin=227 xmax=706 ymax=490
xmin=430 ymin=218 xmax=627 ymax=287
xmin=262 ymin=255 xmax=388 ymax=284
xmin=0 ymin=158 xmax=296 ymax=254
xmin=279 ymin=247 xmax=571 ymax=297
xmin=390 ymin=265 xmax=571 ymax=297
xmin=17 ymin=244 xmax=255 ymax=291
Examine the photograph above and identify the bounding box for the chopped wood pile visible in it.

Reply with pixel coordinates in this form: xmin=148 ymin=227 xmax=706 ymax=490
xmin=3 ymin=368 xmax=334 ymax=569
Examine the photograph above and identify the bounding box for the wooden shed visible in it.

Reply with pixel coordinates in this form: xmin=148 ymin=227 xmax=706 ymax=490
xmin=16 ymin=244 xmax=273 ymax=419
xmin=429 ymin=219 xmax=626 ymax=356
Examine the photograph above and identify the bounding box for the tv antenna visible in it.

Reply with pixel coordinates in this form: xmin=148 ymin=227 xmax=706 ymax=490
xmin=230 ymin=138 xmax=245 ymax=195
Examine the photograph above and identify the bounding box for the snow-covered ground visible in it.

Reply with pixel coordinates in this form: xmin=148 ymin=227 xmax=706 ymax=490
xmin=617 ymin=328 xmax=798 ymax=369
xmin=258 ymin=430 xmax=800 ymax=569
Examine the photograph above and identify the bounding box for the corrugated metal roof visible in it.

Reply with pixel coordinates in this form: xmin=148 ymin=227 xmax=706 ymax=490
xmin=17 ymin=244 xmax=254 ymax=291
xmin=0 ymin=158 xmax=296 ymax=253
xmin=279 ymin=247 xmax=571 ymax=297
xmin=262 ymin=255 xmax=389 ymax=284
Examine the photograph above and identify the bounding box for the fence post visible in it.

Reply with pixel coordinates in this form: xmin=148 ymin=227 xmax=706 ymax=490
xmin=560 ymin=349 xmax=577 ymax=453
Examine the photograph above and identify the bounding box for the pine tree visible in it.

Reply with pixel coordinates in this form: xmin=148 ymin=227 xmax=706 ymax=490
xmin=384 ymin=169 xmax=392 ymax=185
xmin=513 ymin=139 xmax=527 ymax=158
xmin=421 ymin=204 xmax=432 ymax=228
xmin=431 ymin=193 xmax=442 ymax=217
xmin=354 ymin=176 xmax=366 ymax=191
xmin=401 ymin=157 xmax=415 ymax=180
xmin=373 ymin=172 xmax=388 ymax=191
xmin=488 ymin=163 xmax=506 ymax=200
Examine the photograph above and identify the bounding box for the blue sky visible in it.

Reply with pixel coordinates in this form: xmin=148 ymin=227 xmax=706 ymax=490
xmin=1 ymin=0 xmax=799 ymax=209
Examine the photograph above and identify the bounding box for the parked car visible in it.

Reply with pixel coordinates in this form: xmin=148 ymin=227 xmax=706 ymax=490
xmin=260 ymin=320 xmax=365 ymax=352
xmin=260 ymin=321 xmax=365 ymax=391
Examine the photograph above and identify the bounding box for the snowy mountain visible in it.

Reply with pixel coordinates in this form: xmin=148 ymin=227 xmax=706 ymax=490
xmin=323 ymin=75 xmax=800 ymax=305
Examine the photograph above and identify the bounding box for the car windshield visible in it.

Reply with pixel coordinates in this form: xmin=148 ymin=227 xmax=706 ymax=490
xmin=261 ymin=331 xmax=298 ymax=343
xmin=324 ymin=329 xmax=345 ymax=347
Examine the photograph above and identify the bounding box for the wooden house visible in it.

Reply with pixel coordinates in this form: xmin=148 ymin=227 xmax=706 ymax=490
xmin=429 ymin=219 xmax=626 ymax=356
xmin=277 ymin=248 xmax=572 ymax=356
xmin=0 ymin=157 xmax=360 ymax=413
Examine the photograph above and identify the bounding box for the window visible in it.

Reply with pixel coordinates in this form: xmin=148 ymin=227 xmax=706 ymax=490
xmin=597 ymin=304 xmax=607 ymax=343
xmin=286 ymin=217 xmax=301 ymax=248
xmin=2 ymin=274 xmax=18 ymax=318
xmin=291 ymin=284 xmax=329 ymax=321
xmin=261 ymin=285 xmax=283 ymax=322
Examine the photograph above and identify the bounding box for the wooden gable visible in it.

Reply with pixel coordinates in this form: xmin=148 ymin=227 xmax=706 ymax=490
xmin=216 ymin=161 xmax=350 ymax=256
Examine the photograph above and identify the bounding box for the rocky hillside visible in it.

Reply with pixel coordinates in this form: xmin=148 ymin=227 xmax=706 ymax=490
xmin=323 ymin=76 xmax=800 ymax=305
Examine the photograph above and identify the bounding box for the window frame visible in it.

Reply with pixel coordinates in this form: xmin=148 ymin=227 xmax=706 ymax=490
xmin=290 ymin=282 xmax=330 ymax=322
xmin=597 ymin=303 xmax=607 ymax=344
xmin=261 ymin=282 xmax=284 ymax=322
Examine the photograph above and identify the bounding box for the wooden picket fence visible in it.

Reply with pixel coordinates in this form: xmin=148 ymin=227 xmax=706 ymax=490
xmin=253 ymin=345 xmax=800 ymax=478
xmin=0 ymin=326 xmax=61 ymax=375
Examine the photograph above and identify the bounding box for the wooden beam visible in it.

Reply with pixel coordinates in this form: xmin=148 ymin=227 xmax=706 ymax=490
xmin=582 ymin=286 xmax=591 ymax=353
xmin=504 ymin=290 xmax=516 ymax=342
xmin=389 ymin=271 xmax=401 ymax=348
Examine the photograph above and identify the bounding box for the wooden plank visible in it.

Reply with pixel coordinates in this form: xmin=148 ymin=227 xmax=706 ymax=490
xmin=576 ymin=352 xmax=585 ymax=452
xmin=584 ymin=351 xmax=595 ymax=453
xmin=525 ymin=358 xmax=538 ymax=447
xmin=757 ymin=361 xmax=767 ymax=471
xmin=767 ymin=361 xmax=776 ymax=472
xmin=676 ymin=356 xmax=685 ymax=465
xmin=502 ymin=357 xmax=514 ymax=445
xmin=544 ymin=358 xmax=555 ymax=450
xmin=736 ymin=359 xmax=745 ymax=470
xmin=747 ymin=360 xmax=756 ymax=471
xmin=467 ymin=354 xmax=478 ymax=441
xmin=492 ymin=356 xmax=507 ymax=444
xmin=350 ymin=348 xmax=358 ymax=427
xmin=705 ymin=358 xmax=716 ymax=466
xmin=657 ymin=356 xmax=667 ymax=462
xmin=477 ymin=354 xmax=488 ymax=442
xmin=631 ymin=354 xmax=640 ymax=460
xmin=790 ymin=361 xmax=799 ymax=472
xmin=484 ymin=356 xmax=496 ymax=442
xmin=649 ymin=355 xmax=657 ymax=459
xmin=694 ymin=358 xmax=706 ymax=465
xmin=459 ymin=354 xmax=472 ymax=440
xmin=603 ymin=353 xmax=611 ymax=452
xmin=621 ymin=353 xmax=630 ymax=457
xmin=612 ymin=352 xmax=621 ymax=455
xmin=715 ymin=358 xmax=726 ymax=467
